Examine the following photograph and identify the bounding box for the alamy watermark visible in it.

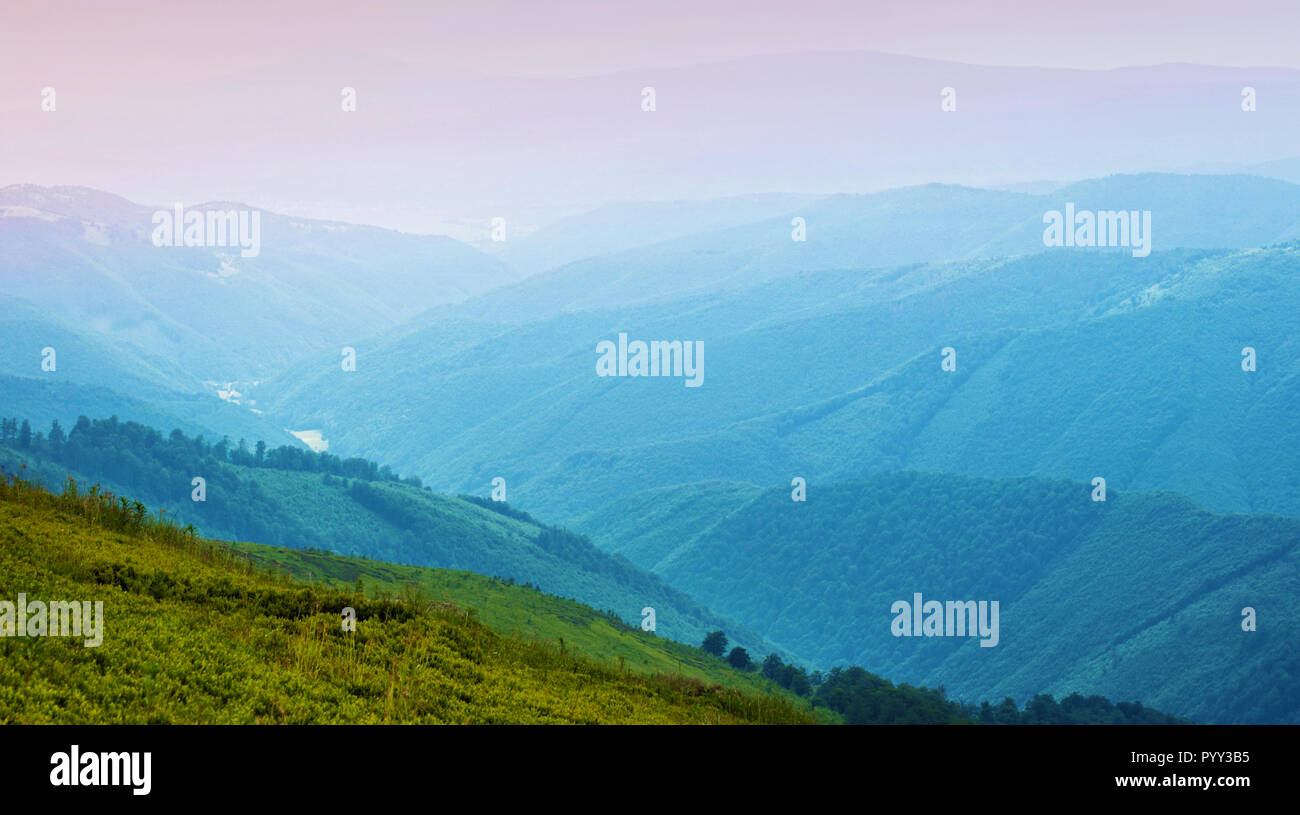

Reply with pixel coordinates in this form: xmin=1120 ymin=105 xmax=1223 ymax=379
xmin=891 ymin=592 xmax=999 ymax=647
xmin=1043 ymin=203 xmax=1151 ymax=258
xmin=596 ymin=333 xmax=703 ymax=387
xmin=50 ymin=745 xmax=150 ymax=795
xmin=151 ymin=204 xmax=261 ymax=258
xmin=0 ymin=594 xmax=103 ymax=647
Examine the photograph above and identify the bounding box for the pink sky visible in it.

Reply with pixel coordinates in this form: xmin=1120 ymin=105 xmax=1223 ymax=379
xmin=4 ymin=0 xmax=1299 ymax=86
xmin=2 ymin=1 xmax=1298 ymax=233
xmin=2 ymin=0 xmax=1300 ymax=85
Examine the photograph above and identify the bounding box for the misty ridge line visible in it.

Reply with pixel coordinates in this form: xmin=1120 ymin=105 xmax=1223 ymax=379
xmin=6 ymin=171 xmax=1297 ymax=278
xmin=13 ymin=49 xmax=1300 ymax=235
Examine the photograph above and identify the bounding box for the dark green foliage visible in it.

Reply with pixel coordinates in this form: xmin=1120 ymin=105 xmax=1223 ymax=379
xmin=809 ymin=668 xmax=1191 ymax=725
xmin=726 ymin=646 xmax=752 ymax=671
xmin=813 ymin=667 xmax=967 ymax=724
xmin=701 ymin=631 xmax=727 ymax=656
xmin=762 ymin=653 xmax=813 ymax=697
xmin=971 ymin=694 xmax=1190 ymax=725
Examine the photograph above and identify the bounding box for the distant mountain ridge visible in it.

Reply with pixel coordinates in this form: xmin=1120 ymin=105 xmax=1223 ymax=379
xmin=0 ymin=184 xmax=517 ymax=382
xmin=396 ymin=173 xmax=1300 ymax=326
xmin=0 ymin=183 xmax=519 ymax=445
xmin=255 ymin=174 xmax=1300 ymax=522
xmin=8 ymin=50 xmax=1300 ymax=232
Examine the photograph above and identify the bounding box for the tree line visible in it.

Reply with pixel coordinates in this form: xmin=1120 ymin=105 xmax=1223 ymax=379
xmin=0 ymin=415 xmax=424 ymax=486
xmin=698 ymin=629 xmax=1190 ymax=725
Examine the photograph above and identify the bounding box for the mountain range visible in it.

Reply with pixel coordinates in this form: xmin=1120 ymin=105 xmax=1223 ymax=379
xmin=2 ymin=169 xmax=1298 ymax=724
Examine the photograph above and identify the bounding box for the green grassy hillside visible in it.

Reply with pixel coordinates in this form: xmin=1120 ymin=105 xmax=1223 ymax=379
xmin=0 ymin=464 xmax=1196 ymax=725
xmin=0 ymin=418 xmax=777 ymax=658
xmin=0 ymin=474 xmax=815 ymax=724
xmin=231 ymin=541 xmax=814 ymax=705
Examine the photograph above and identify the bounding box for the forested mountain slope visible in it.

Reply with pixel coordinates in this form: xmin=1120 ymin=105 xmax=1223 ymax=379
xmin=575 ymin=471 xmax=1300 ymax=724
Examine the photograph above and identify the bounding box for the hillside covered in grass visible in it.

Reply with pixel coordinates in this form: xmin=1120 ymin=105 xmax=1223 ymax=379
xmin=0 ymin=416 xmax=774 ymax=657
xmin=0 ymin=473 xmax=1194 ymax=725
xmin=231 ymin=539 xmax=807 ymax=703
xmin=0 ymin=474 xmax=814 ymax=724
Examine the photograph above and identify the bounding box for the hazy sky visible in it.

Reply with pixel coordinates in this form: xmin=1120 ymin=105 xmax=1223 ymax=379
xmin=3 ymin=1 xmax=1298 ymax=233
xmin=4 ymin=0 xmax=1299 ymax=84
